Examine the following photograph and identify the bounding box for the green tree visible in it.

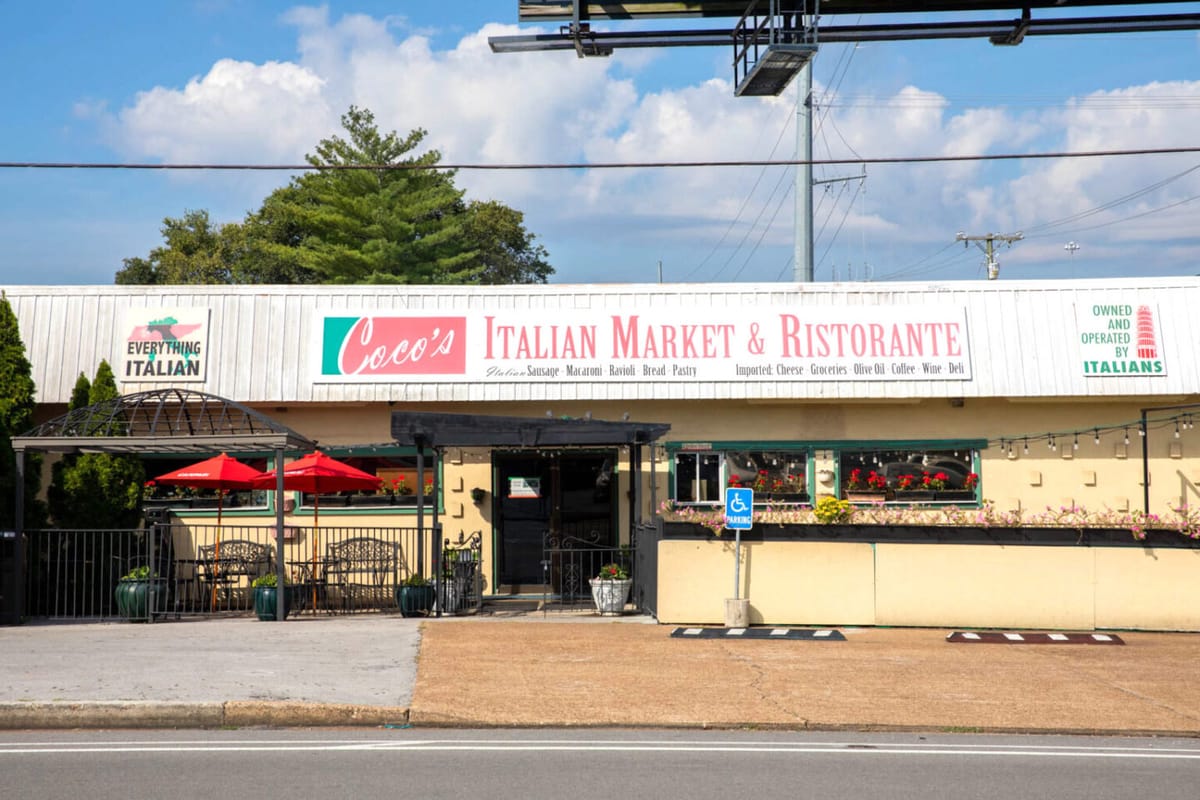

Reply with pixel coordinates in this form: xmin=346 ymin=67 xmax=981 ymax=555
xmin=52 ymin=361 xmax=145 ymax=529
xmin=46 ymin=372 xmax=90 ymax=518
xmin=116 ymin=106 xmax=553 ymax=285
xmin=0 ymin=292 xmax=47 ymax=528
xmin=115 ymin=210 xmax=233 ymax=285
xmin=254 ymin=106 xmax=476 ymax=284
xmin=461 ymin=200 xmax=552 ymax=284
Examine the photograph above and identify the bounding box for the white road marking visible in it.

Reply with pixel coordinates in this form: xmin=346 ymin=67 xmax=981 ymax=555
xmin=3 ymin=739 xmax=1199 ymax=760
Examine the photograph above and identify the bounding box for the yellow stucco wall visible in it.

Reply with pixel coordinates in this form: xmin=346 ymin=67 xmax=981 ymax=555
xmin=656 ymin=539 xmax=876 ymax=626
xmin=1094 ymin=547 xmax=1200 ymax=630
xmin=873 ymin=543 xmax=1095 ymax=629
xmin=656 ymin=538 xmax=1200 ymax=631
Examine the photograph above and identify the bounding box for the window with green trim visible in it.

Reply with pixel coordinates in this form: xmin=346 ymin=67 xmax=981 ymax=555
xmin=142 ymin=456 xmax=270 ymax=511
xmin=297 ymin=453 xmax=441 ymax=510
xmin=672 ymin=449 xmax=809 ymax=505
xmin=839 ymin=447 xmax=978 ymax=502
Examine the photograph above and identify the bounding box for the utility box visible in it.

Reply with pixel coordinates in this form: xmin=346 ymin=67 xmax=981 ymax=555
xmin=0 ymin=530 xmax=23 ymax=625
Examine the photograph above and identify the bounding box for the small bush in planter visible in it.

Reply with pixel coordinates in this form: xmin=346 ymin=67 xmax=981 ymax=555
xmin=251 ymin=571 xmax=291 ymax=620
xmin=594 ymin=563 xmax=629 ymax=581
xmin=396 ymin=573 xmax=434 ymax=617
xmin=115 ymin=565 xmax=166 ymax=621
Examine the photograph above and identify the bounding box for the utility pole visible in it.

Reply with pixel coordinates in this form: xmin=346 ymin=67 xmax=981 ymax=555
xmin=955 ymin=231 xmax=1023 ymax=280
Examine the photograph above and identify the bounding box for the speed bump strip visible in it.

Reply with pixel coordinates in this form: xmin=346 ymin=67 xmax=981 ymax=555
xmin=671 ymin=627 xmax=845 ymax=640
xmin=946 ymin=631 xmax=1125 ymax=645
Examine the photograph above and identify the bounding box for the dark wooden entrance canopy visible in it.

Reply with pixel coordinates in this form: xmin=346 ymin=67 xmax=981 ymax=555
xmin=390 ymin=411 xmax=670 ymax=449
xmin=389 ymin=411 xmax=672 ymax=538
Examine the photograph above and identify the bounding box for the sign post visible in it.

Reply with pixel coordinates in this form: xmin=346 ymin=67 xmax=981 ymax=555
xmin=724 ymin=488 xmax=753 ymax=627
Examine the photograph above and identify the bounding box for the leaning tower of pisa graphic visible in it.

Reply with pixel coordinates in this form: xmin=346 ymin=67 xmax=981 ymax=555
xmin=1135 ymin=306 xmax=1157 ymax=359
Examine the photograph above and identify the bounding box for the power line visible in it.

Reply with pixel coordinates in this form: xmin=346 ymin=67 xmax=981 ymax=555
xmin=6 ymin=144 xmax=1200 ymax=172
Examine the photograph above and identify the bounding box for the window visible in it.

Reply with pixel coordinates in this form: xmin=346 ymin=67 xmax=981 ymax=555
xmin=839 ymin=447 xmax=978 ymax=502
xmin=142 ymin=456 xmax=270 ymax=510
xmin=672 ymin=448 xmax=809 ymax=505
xmin=298 ymin=453 xmax=440 ymax=510
xmin=673 ymin=452 xmax=723 ymax=504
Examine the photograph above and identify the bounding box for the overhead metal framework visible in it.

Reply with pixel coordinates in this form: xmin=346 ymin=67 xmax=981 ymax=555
xmin=493 ymin=1 xmax=1200 ymax=59
xmin=11 ymin=388 xmax=315 ymax=456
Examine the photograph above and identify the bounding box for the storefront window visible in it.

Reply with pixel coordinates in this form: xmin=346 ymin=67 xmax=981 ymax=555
xmin=673 ymin=452 xmax=723 ymax=504
xmin=142 ymin=456 xmax=270 ymax=510
xmin=298 ymin=454 xmax=440 ymax=510
xmin=839 ymin=447 xmax=978 ymax=502
xmin=672 ymin=449 xmax=809 ymax=505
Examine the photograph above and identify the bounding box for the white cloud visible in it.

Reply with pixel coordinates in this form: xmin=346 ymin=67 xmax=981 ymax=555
xmin=112 ymin=58 xmax=333 ymax=163
xmin=102 ymin=12 xmax=1200 ymax=282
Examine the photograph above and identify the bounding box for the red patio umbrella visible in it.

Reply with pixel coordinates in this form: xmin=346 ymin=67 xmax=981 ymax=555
xmin=253 ymin=451 xmax=382 ymax=609
xmin=152 ymin=452 xmax=269 ymax=609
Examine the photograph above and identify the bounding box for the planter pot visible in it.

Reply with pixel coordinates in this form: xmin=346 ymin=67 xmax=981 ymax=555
xmin=845 ymin=490 xmax=892 ymax=503
xmin=768 ymin=492 xmax=808 ymax=504
xmin=589 ymin=578 xmax=632 ymax=616
xmin=253 ymin=585 xmax=291 ymax=621
xmin=436 ymin=580 xmax=462 ymax=614
xmin=114 ymin=578 xmax=167 ymax=622
xmin=396 ymin=584 xmax=435 ymax=617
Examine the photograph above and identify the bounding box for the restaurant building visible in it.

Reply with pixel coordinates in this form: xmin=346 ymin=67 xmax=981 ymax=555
xmin=6 ymin=276 xmax=1199 ymax=629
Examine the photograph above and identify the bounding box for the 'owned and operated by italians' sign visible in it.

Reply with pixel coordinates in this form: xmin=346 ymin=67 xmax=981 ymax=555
xmin=316 ymin=306 xmax=973 ymax=383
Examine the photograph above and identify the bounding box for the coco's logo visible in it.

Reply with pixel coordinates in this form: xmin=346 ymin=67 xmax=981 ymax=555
xmin=329 ymin=316 xmax=467 ymax=375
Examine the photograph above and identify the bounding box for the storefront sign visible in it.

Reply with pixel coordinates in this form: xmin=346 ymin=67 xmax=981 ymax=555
xmin=1075 ymin=300 xmax=1167 ymax=377
xmin=121 ymin=307 xmax=210 ymax=382
xmin=315 ymin=306 xmax=972 ymax=383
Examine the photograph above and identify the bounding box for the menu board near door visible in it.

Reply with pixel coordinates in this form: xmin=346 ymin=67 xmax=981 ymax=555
xmin=508 ymin=477 xmax=542 ymax=498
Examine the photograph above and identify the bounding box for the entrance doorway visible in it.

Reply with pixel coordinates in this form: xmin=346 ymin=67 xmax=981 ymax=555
xmin=493 ymin=450 xmax=616 ymax=592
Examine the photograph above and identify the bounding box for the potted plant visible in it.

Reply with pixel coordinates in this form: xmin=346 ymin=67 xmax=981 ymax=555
xmin=589 ymin=562 xmax=632 ymax=616
xmin=770 ymin=473 xmax=806 ymax=503
xmin=251 ymin=572 xmax=291 ymax=621
xmin=845 ymin=467 xmax=891 ymax=502
xmin=396 ymin=573 xmax=435 ymax=617
xmin=115 ymin=565 xmax=167 ymax=622
xmin=388 ymin=477 xmax=416 ymax=504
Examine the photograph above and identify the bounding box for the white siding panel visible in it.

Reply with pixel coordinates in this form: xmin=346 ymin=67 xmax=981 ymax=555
xmin=5 ymin=279 xmax=1198 ymax=405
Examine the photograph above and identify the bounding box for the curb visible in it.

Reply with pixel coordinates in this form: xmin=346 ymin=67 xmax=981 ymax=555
xmin=1 ymin=703 xmax=1195 ymax=738
xmin=0 ymin=701 xmax=410 ymax=730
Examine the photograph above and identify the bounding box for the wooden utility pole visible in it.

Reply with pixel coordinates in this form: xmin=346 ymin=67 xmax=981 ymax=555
xmin=955 ymin=231 xmax=1023 ymax=280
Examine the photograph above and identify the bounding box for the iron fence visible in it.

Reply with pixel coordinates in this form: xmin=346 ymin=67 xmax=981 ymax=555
xmin=23 ymin=523 xmax=440 ymax=620
xmin=540 ymin=528 xmax=632 ymax=612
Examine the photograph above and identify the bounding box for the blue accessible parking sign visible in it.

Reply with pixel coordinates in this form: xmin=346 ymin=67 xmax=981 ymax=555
xmin=725 ymin=487 xmax=754 ymax=530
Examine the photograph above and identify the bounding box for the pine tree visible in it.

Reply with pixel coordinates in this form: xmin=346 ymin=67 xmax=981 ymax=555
xmin=0 ymin=292 xmax=46 ymax=529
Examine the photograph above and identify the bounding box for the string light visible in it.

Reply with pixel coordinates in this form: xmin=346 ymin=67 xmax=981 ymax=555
xmin=987 ymin=408 xmax=1198 ymax=453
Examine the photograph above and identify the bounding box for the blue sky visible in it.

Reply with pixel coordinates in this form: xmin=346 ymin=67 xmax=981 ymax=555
xmin=2 ymin=1 xmax=1199 ymax=285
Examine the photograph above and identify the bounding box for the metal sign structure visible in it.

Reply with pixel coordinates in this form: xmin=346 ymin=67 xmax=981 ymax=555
xmin=495 ymin=2 xmax=1200 ymax=61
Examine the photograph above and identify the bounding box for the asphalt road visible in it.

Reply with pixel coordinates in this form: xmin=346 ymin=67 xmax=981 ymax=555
xmin=3 ymin=729 xmax=1199 ymax=800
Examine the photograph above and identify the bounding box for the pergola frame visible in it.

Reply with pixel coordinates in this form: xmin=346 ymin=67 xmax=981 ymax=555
xmin=10 ymin=389 xmax=315 ymax=620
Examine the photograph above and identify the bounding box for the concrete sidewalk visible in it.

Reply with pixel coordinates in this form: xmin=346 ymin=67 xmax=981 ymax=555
xmin=2 ymin=614 xmax=1199 ymax=735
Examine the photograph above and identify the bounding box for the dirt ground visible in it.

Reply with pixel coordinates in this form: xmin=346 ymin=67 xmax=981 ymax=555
xmin=410 ymin=621 xmax=1200 ymax=734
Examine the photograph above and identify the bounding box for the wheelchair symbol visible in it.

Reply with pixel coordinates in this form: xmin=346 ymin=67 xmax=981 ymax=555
xmin=728 ymin=494 xmax=749 ymax=513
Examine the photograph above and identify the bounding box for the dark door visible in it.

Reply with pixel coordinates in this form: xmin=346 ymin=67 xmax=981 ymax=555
xmin=493 ymin=451 xmax=616 ymax=590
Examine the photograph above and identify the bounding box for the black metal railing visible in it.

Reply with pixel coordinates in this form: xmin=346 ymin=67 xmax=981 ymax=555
xmin=541 ymin=527 xmax=632 ymax=612
xmin=23 ymin=523 xmax=439 ymax=620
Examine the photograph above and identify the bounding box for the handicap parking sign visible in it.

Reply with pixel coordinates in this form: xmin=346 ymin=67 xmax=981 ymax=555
xmin=725 ymin=487 xmax=754 ymax=530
